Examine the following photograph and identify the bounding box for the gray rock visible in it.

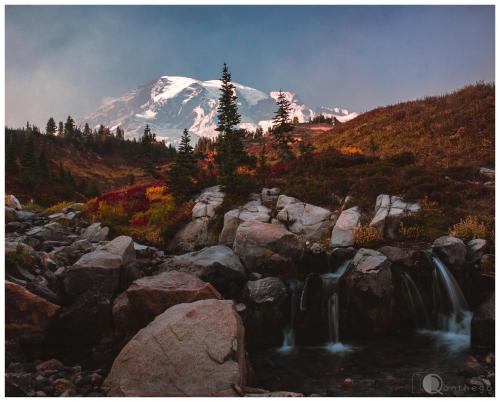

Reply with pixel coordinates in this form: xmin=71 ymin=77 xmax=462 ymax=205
xmin=96 ymin=235 xmax=136 ymax=265
xmin=467 ymin=239 xmax=488 ymax=264
xmin=168 ymin=217 xmax=214 ymax=253
xmin=191 ymin=186 xmax=224 ymax=219
xmin=5 ymin=195 xmax=22 ymax=210
xmin=26 ymin=222 xmax=69 ymax=242
xmin=378 ymin=246 xmax=415 ymax=268
xmin=342 ymin=248 xmax=394 ymax=336
xmin=5 ymin=207 xmax=18 ymax=224
xmin=219 ymin=200 xmax=271 ymax=245
xmin=330 ymin=206 xmax=361 ymax=247
xmin=81 ymin=223 xmax=110 ymax=242
xmin=233 ymin=221 xmax=304 ymax=275
xmin=160 ymin=245 xmax=246 ymax=297
xmin=246 ymin=277 xmax=286 ymax=305
xmin=432 ymin=236 xmax=467 ymax=274
xmin=370 ymin=194 xmax=420 ymax=239
xmin=261 ymin=187 xmax=280 ymax=204
xmin=276 ymin=195 xmax=332 ymax=241
xmin=479 ymin=167 xmax=495 ymax=180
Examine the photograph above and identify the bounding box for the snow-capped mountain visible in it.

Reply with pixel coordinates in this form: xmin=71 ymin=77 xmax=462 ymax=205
xmin=80 ymin=76 xmax=358 ymax=143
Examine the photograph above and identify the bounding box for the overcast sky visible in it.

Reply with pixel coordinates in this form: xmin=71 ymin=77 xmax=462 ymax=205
xmin=5 ymin=5 xmax=495 ymax=128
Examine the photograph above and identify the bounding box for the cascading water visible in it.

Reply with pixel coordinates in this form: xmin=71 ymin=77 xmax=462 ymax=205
xmin=321 ymin=259 xmax=353 ymax=352
xmin=399 ymin=270 xmax=430 ymax=329
xmin=431 ymin=254 xmax=471 ymax=333
xmin=279 ymin=279 xmax=301 ymax=352
xmin=422 ymin=253 xmax=472 ymax=351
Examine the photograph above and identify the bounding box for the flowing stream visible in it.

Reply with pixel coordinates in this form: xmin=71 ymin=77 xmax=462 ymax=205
xmin=279 ymin=278 xmax=301 ymax=352
xmin=321 ymin=259 xmax=353 ymax=351
xmin=399 ymin=270 xmax=430 ymax=329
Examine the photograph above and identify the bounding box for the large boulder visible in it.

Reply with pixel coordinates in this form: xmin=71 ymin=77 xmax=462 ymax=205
xmin=330 ymin=206 xmax=361 ymax=247
xmin=341 ymin=248 xmax=394 ymax=337
xmin=81 ymin=222 xmax=109 ymax=242
xmin=261 ymin=187 xmax=280 ymax=204
xmin=169 ymin=186 xmax=225 ymax=253
xmin=471 ymin=293 xmax=494 ymax=351
xmin=467 ymin=239 xmax=488 ymax=264
xmin=6 ymin=281 xmax=60 ymax=343
xmin=432 ymin=236 xmax=467 ymax=275
xmin=191 ymin=185 xmax=225 ymax=219
xmin=113 ymin=271 xmax=221 ymax=339
xmin=160 ymin=245 xmax=246 ymax=297
xmin=64 ymin=236 xmax=135 ymax=297
xmin=244 ymin=277 xmax=287 ymax=349
xmin=369 ymin=194 xmax=420 ymax=240
xmin=104 ymin=299 xmax=247 ymax=396
xmin=5 ymin=207 xmax=18 ymax=224
xmin=5 ymin=194 xmax=22 ymax=210
xmin=219 ymin=200 xmax=271 ymax=245
xmin=276 ymin=195 xmax=332 ymax=241
xmin=233 ymin=221 xmax=304 ymax=275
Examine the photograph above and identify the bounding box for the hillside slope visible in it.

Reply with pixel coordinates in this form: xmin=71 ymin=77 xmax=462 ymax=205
xmin=313 ymin=83 xmax=494 ymax=168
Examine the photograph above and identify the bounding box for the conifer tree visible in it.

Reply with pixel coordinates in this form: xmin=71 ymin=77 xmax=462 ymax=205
xmin=6 ymin=142 xmax=18 ymax=174
xmin=271 ymin=90 xmax=295 ymax=162
xmin=170 ymin=128 xmax=196 ymax=197
xmin=215 ymin=63 xmax=246 ymax=190
xmin=38 ymin=149 xmax=50 ymax=178
xmin=64 ymin=116 xmax=75 ymax=138
xmin=58 ymin=121 xmax=64 ymax=136
xmin=20 ymin=135 xmax=37 ymax=185
xmin=83 ymin=123 xmax=92 ymax=137
xmin=46 ymin=117 xmax=57 ymax=136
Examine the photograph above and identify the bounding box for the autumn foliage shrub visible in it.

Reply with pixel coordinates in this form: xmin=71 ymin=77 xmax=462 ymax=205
xmin=354 ymin=225 xmax=382 ymax=248
xmin=449 ymin=216 xmax=489 ymax=241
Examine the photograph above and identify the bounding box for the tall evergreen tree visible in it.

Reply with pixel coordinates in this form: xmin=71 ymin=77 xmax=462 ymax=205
xmin=64 ymin=116 xmax=75 ymax=138
xmin=38 ymin=149 xmax=50 ymax=178
xmin=215 ymin=63 xmax=246 ymax=190
xmin=20 ymin=135 xmax=37 ymax=185
xmin=58 ymin=121 xmax=64 ymax=136
xmin=83 ymin=123 xmax=92 ymax=137
xmin=170 ymin=128 xmax=196 ymax=196
xmin=271 ymin=90 xmax=295 ymax=161
xmin=6 ymin=142 xmax=18 ymax=174
xmin=46 ymin=117 xmax=57 ymax=136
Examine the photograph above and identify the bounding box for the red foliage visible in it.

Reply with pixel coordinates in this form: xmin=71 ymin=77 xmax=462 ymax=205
xmin=130 ymin=218 xmax=149 ymax=226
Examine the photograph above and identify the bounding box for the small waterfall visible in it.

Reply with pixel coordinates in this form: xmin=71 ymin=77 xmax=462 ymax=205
xmin=279 ymin=279 xmax=301 ymax=352
xmin=399 ymin=270 xmax=430 ymax=329
xmin=321 ymin=259 xmax=352 ymax=351
xmin=430 ymin=254 xmax=471 ymax=334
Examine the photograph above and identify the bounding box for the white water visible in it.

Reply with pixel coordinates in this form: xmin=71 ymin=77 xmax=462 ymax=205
xmin=420 ymin=254 xmax=472 ymax=351
xmin=279 ymin=279 xmax=301 ymax=353
xmin=400 ymin=271 xmax=430 ymax=329
xmin=321 ymin=259 xmax=353 ymax=352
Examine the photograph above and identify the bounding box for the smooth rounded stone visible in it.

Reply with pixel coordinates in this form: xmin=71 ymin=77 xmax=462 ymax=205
xmin=104 ymin=299 xmax=247 ymax=396
xmin=81 ymin=222 xmax=109 ymax=242
xmin=467 ymin=238 xmax=487 ymax=264
xmin=113 ymin=271 xmax=221 ymax=339
xmin=6 ymin=194 xmax=22 ymax=210
xmin=233 ymin=221 xmax=304 ymax=275
xmin=26 ymin=222 xmax=69 ymax=242
xmin=52 ymin=378 xmax=76 ymax=396
xmin=5 ymin=281 xmax=60 ymax=343
xmin=6 ymin=221 xmax=27 ymax=233
xmin=160 ymin=245 xmax=246 ymax=297
xmin=219 ymin=200 xmax=271 ymax=245
xmin=432 ymin=236 xmax=467 ymax=274
xmin=330 ymin=206 xmax=361 ymax=247
xmin=369 ymin=194 xmax=420 ymax=240
xmin=471 ymin=293 xmax=494 ymax=351
xmin=378 ymin=246 xmax=415 ymax=268
xmin=191 ymin=186 xmax=225 ymax=219
xmin=275 ymin=195 xmax=332 ymax=241
xmin=36 ymin=359 xmax=65 ymax=372
xmin=261 ymin=187 xmax=280 ymax=204
xmin=168 ymin=217 xmax=215 ymax=253
xmin=341 ymin=248 xmax=394 ymax=337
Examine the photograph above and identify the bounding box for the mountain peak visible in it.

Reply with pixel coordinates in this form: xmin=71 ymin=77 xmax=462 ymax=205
xmin=80 ymin=75 xmax=357 ymax=143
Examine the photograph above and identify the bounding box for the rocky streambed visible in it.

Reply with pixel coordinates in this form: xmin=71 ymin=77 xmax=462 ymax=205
xmin=4 ymin=188 xmax=495 ymax=397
